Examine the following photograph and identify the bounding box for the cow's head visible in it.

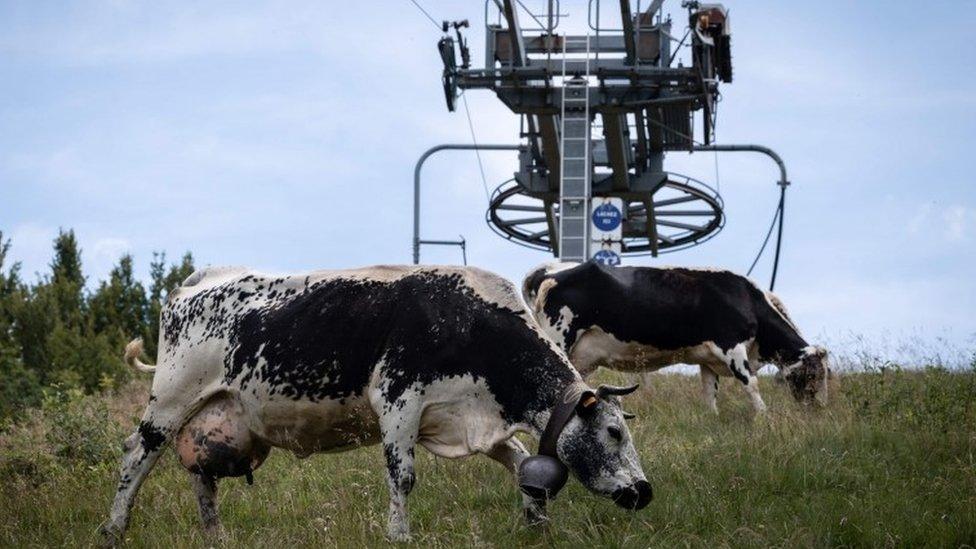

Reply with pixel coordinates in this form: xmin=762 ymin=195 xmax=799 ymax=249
xmin=551 ymin=384 xmax=651 ymax=510
xmin=557 ymin=385 xmax=653 ymax=509
xmin=783 ymin=346 xmax=830 ymax=406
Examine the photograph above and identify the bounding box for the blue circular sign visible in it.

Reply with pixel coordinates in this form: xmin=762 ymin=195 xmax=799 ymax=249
xmin=592 ymin=202 xmax=622 ymax=232
xmin=593 ymin=249 xmax=621 ymax=266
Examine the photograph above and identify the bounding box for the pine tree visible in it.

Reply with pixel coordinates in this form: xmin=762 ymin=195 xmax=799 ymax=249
xmin=49 ymin=229 xmax=86 ymax=329
xmin=90 ymin=254 xmax=149 ymax=344
xmin=18 ymin=230 xmax=93 ymax=388
xmin=146 ymin=252 xmax=167 ymax=357
xmin=14 ymin=230 xmax=123 ymax=391
xmin=165 ymin=252 xmax=195 ymax=291
xmin=0 ymin=232 xmax=41 ymax=418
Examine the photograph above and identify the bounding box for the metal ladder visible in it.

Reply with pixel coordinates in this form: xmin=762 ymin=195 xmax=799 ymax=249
xmin=558 ymin=34 xmax=591 ymax=262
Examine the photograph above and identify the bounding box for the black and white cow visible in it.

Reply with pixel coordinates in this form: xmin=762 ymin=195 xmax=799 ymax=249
xmin=102 ymin=265 xmax=651 ymax=543
xmin=522 ymin=261 xmax=830 ymax=414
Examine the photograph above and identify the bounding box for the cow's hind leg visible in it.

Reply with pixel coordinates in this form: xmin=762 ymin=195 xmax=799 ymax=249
xmin=485 ymin=438 xmax=547 ymax=525
xmin=721 ymin=343 xmax=766 ymax=414
xmin=376 ymin=402 xmax=421 ymax=541
xmin=101 ymin=391 xmax=207 ymax=545
xmin=189 ymin=474 xmax=222 ymax=537
xmin=101 ymin=417 xmax=175 ymax=544
xmin=700 ymin=366 xmax=720 ymax=415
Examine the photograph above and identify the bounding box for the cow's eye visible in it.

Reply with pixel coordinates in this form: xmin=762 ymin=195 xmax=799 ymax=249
xmin=607 ymin=426 xmax=622 ymax=441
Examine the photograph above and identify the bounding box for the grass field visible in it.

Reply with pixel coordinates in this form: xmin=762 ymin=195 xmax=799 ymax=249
xmin=2 ymin=364 xmax=975 ymax=548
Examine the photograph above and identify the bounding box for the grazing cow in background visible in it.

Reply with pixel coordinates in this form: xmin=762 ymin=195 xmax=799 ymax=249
xmin=102 ymin=265 xmax=651 ymax=544
xmin=522 ymin=261 xmax=830 ymax=414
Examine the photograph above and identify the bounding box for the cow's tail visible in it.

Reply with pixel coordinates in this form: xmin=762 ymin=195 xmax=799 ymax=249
xmin=521 ymin=264 xmax=550 ymax=307
xmin=124 ymin=338 xmax=156 ymax=374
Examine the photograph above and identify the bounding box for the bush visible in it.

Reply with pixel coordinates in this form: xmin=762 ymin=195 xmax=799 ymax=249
xmin=0 ymin=383 xmax=133 ymax=487
xmin=0 ymin=356 xmax=43 ymax=421
xmin=40 ymin=385 xmax=126 ymax=466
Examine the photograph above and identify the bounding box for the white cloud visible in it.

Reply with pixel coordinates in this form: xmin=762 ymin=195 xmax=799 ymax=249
xmin=907 ymin=202 xmax=931 ymax=235
xmin=91 ymin=237 xmax=130 ymax=263
xmin=943 ymin=205 xmax=970 ymax=241
xmin=905 ymin=203 xmax=972 ymax=243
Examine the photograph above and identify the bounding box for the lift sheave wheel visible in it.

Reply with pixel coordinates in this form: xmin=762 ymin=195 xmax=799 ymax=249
xmin=486 ymin=173 xmax=724 ymax=257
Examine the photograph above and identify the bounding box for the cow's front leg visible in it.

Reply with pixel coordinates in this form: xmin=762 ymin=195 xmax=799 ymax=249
xmin=485 ymin=438 xmax=547 ymax=525
xmin=379 ymin=411 xmax=419 ymax=541
xmin=699 ymin=366 xmax=720 ymax=414
xmin=725 ymin=343 xmax=766 ymax=414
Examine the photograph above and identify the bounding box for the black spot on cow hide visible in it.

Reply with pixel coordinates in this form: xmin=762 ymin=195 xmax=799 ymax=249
xmin=138 ymin=421 xmax=166 ymax=453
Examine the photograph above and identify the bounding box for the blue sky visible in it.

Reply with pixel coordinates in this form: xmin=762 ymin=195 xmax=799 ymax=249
xmin=1 ymin=1 xmax=974 ymax=361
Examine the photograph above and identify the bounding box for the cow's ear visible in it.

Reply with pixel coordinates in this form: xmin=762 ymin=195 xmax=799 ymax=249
xmin=576 ymin=392 xmax=598 ymax=417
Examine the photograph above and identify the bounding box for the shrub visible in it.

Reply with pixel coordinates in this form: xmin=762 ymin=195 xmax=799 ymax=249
xmin=40 ymin=385 xmax=126 ymax=466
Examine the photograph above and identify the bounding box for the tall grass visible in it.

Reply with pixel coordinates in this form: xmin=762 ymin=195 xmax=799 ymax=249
xmin=2 ymin=363 xmax=975 ymax=547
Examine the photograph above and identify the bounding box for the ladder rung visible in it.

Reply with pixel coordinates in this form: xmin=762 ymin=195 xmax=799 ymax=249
xmin=561 ymin=35 xmax=590 ymax=224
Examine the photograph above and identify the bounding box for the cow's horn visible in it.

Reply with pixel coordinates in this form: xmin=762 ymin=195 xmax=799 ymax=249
xmin=622 ymin=411 xmax=636 ymax=420
xmin=597 ymin=383 xmax=640 ymax=398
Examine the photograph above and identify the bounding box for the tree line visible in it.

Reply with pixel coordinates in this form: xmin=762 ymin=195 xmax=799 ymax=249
xmin=0 ymin=229 xmax=195 ymax=420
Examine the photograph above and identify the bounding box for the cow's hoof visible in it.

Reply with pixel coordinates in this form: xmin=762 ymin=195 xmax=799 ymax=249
xmin=386 ymin=523 xmax=412 ymax=543
xmin=98 ymin=524 xmax=123 ymax=548
xmin=751 ymin=410 xmax=773 ymax=430
xmin=524 ymin=506 xmax=549 ymax=527
xmin=386 ymin=530 xmax=412 ymax=543
xmin=202 ymin=522 xmax=227 ymax=541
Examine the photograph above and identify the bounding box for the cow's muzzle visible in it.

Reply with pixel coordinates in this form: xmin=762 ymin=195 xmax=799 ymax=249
xmin=612 ymin=480 xmax=652 ymax=510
